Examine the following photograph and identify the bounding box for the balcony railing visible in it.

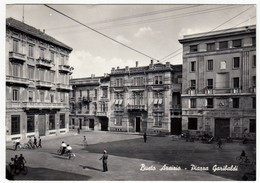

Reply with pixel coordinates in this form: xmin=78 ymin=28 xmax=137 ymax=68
xmin=22 ymin=102 xmax=67 ymax=109
xmin=9 ymin=51 xmax=26 ymax=63
xmin=36 ymin=57 xmax=54 ymax=68
xmin=59 ymin=65 xmax=71 ymax=73
xmin=83 ymin=96 xmax=92 ymax=102
xmin=249 ymin=87 xmax=256 ymax=93
xmin=170 ymin=104 xmax=182 ymax=109
xmin=153 ymin=107 xmax=164 ymax=112
xmin=170 ymin=111 xmax=182 ymax=118
xmin=36 ymin=80 xmax=53 ymax=88
xmin=96 ymin=111 xmax=107 ymax=116
xmin=56 ymin=83 xmax=72 ymax=91
xmin=6 ymin=75 xmax=29 ymax=86
xmin=127 ymin=104 xmax=147 ymax=111
xmin=114 ymin=107 xmax=124 ymax=112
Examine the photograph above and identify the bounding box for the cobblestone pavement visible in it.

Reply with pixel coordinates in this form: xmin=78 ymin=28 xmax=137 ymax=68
xmin=6 ymin=130 xmax=256 ymax=181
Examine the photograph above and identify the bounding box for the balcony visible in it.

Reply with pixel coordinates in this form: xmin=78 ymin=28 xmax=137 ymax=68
xmin=171 ymin=104 xmax=182 ymax=109
xmin=114 ymin=106 xmax=124 ymax=112
xmin=187 ymin=88 xmax=197 ymax=94
xmin=127 ymin=104 xmax=147 ymax=111
xmin=170 ymin=110 xmax=182 ymax=118
xmin=59 ymin=65 xmax=71 ymax=73
xmin=249 ymin=87 xmax=256 ymax=93
xmin=83 ymin=96 xmax=92 ymax=103
xmin=36 ymin=57 xmax=54 ymax=69
xmin=6 ymin=101 xmax=24 ymax=109
xmin=22 ymin=102 xmax=67 ymax=110
xmin=6 ymin=75 xmax=29 ymax=86
xmin=96 ymin=111 xmax=107 ymax=116
xmin=153 ymin=107 xmax=164 ymax=112
xmin=9 ymin=51 xmax=26 ymax=63
xmin=56 ymin=83 xmax=72 ymax=91
xmin=36 ymin=80 xmax=53 ymax=89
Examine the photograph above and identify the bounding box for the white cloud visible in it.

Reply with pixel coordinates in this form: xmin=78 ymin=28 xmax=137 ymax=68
xmin=115 ymin=35 xmax=131 ymax=44
xmin=134 ymin=26 xmax=160 ymax=38
xmin=68 ymin=50 xmax=135 ymax=78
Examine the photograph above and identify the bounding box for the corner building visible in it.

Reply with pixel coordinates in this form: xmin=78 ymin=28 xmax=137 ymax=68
xmin=69 ymin=75 xmax=110 ymax=131
xmin=179 ymin=25 xmax=256 ymax=139
xmin=6 ymin=18 xmax=73 ymax=141
xmin=109 ymin=61 xmax=182 ymax=135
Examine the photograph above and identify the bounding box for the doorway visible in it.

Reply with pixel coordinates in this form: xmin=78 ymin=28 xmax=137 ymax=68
xmin=136 ymin=117 xmax=141 ymax=132
xmin=38 ymin=115 xmax=46 ymax=136
xmin=215 ymin=118 xmax=230 ymax=138
xmin=89 ymin=119 xmax=94 ymax=130
xmin=171 ymin=118 xmax=182 ymax=135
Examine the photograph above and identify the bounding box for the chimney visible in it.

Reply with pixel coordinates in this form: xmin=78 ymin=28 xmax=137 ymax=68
xmin=166 ymin=62 xmax=170 ymax=67
xmin=136 ymin=61 xmax=138 ymax=67
xmin=112 ymin=67 xmax=115 ymax=73
xmin=91 ymin=74 xmax=95 ymax=78
xmin=151 ymin=59 xmax=154 ymax=65
xmin=43 ymin=29 xmax=45 ymax=33
xmin=117 ymin=66 xmax=119 ymax=69
xmin=125 ymin=66 xmax=129 ymax=71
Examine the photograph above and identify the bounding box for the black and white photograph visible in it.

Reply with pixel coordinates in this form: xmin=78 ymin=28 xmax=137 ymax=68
xmin=3 ymin=1 xmax=257 ymax=181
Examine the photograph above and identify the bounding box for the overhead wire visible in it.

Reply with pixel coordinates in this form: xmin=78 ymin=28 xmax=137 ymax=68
xmin=159 ymin=5 xmax=255 ymax=63
xmin=44 ymin=4 xmax=157 ymax=60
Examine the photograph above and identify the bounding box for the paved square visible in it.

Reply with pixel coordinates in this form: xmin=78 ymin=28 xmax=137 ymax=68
xmin=6 ymin=130 xmax=256 ymax=181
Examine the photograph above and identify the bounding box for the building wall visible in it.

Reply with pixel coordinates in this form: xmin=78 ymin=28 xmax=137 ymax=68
xmin=6 ymin=20 xmax=72 ymax=142
xmin=179 ymin=26 xmax=256 ymax=139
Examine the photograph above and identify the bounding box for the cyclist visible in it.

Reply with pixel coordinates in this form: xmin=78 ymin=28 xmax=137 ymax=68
xmin=18 ymin=154 xmax=26 ymax=170
xmin=61 ymin=141 xmax=67 ymax=155
xmin=14 ymin=139 xmax=20 ymax=151
xmin=13 ymin=155 xmax=19 ymax=172
xmin=65 ymin=144 xmax=72 ymax=154
xmin=28 ymin=137 xmax=33 ymax=149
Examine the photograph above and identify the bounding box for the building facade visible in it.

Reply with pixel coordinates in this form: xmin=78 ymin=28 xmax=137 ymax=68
xmin=6 ymin=18 xmax=73 ymax=141
xmin=179 ymin=25 xmax=256 ymax=139
xmin=69 ymin=75 xmax=110 ymax=131
xmin=109 ymin=61 xmax=182 ymax=135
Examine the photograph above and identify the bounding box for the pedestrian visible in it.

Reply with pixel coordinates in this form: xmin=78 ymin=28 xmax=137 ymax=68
xmin=18 ymin=154 xmax=26 ymax=169
xmin=14 ymin=138 xmax=20 ymax=151
xmin=143 ymin=132 xmax=147 ymax=143
xmin=61 ymin=141 xmax=67 ymax=155
xmin=186 ymin=130 xmax=190 ymax=142
xmin=33 ymin=136 xmax=37 ymax=148
xmin=77 ymin=127 xmax=80 ymax=134
xmin=99 ymin=150 xmax=108 ymax=172
xmin=83 ymin=136 xmax=88 ymax=146
xmin=38 ymin=137 xmax=42 ymax=148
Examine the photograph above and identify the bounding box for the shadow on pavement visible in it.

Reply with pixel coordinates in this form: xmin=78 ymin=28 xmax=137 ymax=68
xmin=79 ymin=165 xmax=102 ymax=172
xmin=13 ymin=166 xmax=91 ymax=180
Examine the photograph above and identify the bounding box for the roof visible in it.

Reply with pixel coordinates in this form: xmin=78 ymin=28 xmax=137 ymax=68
xmin=179 ymin=25 xmax=256 ymax=44
xmin=6 ymin=17 xmax=73 ymax=51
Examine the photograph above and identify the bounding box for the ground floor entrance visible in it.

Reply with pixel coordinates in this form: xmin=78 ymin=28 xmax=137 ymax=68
xmin=171 ymin=118 xmax=182 ymax=135
xmin=38 ymin=114 xmax=46 ymax=136
xmin=136 ymin=117 xmax=141 ymax=132
xmin=100 ymin=117 xmax=109 ymax=131
xmin=215 ymin=118 xmax=230 ymax=138
xmin=89 ymin=119 xmax=95 ymax=130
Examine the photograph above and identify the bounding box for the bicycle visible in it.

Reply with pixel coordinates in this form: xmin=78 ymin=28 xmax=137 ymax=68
xmin=215 ymin=142 xmax=223 ymax=149
xmin=82 ymin=140 xmax=88 ymax=146
xmin=236 ymin=156 xmax=250 ymax=164
xmin=57 ymin=149 xmax=76 ymax=160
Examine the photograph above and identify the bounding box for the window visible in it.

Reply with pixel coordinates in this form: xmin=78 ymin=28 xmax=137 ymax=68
xmin=220 ymin=61 xmax=226 ymax=69
xmin=50 ymin=52 xmax=54 ymax=62
xmin=207 ymin=98 xmax=213 ymax=108
xmin=232 ymin=39 xmax=242 ymax=48
xmin=154 ymin=113 xmax=163 ymax=127
xmin=60 ymin=114 xmax=65 ymax=129
xmin=134 ymin=77 xmax=144 ymax=86
xmin=190 ymin=61 xmax=196 ymax=72
xmin=50 ymin=71 xmax=55 ymax=82
xmin=102 ymin=88 xmax=108 ymax=98
xmin=39 ymin=69 xmax=45 ymax=81
xmin=252 ymin=37 xmax=256 ymax=46
xmin=50 ymin=94 xmax=54 ymax=103
xmin=11 ymin=116 xmax=20 ymax=135
xmin=252 ymin=97 xmax=256 ymax=109
xmin=207 ymin=79 xmax=213 ymax=89
xmin=219 ymin=41 xmax=228 ymax=49
xmin=13 ymin=89 xmax=19 ymax=101
xmin=27 ymin=115 xmax=35 ymax=133
xmin=252 ymin=76 xmax=256 ymax=87
xmin=253 ymin=55 xmax=256 ymax=67
xmin=60 ymin=55 xmax=65 ymax=65
xmin=28 ymin=66 xmax=34 ymax=79
xmin=60 ymin=92 xmax=65 ymax=103
xmin=28 ymin=45 xmax=34 ymax=57
xmin=40 ymin=48 xmax=45 ymax=58
xmin=190 ymin=45 xmax=198 ymax=52
xmin=12 ymin=63 xmax=21 ymax=77
xmin=116 ymin=78 xmax=123 ymax=86
xmin=207 ymin=43 xmax=215 ymax=51
xmin=233 ymin=78 xmax=239 ymax=88
xmin=28 ymin=91 xmax=33 ymax=102
xmin=190 ymin=98 xmax=196 ymax=108
xmin=154 ymin=76 xmax=163 ymax=85
xmin=40 ymin=91 xmax=44 ymax=102
xmin=190 ymin=80 xmax=196 ymax=90
xmin=49 ymin=114 xmax=55 ymax=130
xmin=207 ymin=60 xmax=213 ymax=71
xmin=79 ymin=90 xmax=82 ymax=97
xmin=94 ymin=103 xmax=97 ymax=111
xmin=94 ymin=89 xmax=98 ymax=97
xmin=133 ymin=92 xmax=144 ymax=105
xmin=13 ymin=40 xmax=19 ymax=52
xmin=249 ymin=119 xmax=256 ymax=133
xmin=115 ymin=115 xmax=122 ymax=126
xmin=233 ymin=98 xmax=239 ymax=108
xmin=233 ymin=57 xmax=240 ymax=68
xmin=87 ymin=90 xmax=90 ymax=97
xmin=188 ymin=118 xmax=197 ymax=130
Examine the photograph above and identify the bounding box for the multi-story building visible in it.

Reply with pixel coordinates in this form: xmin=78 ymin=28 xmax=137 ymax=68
xmin=6 ymin=18 xmax=73 ymax=141
xmin=109 ymin=61 xmax=182 ymax=135
xmin=69 ymin=75 xmax=110 ymax=131
xmin=179 ymin=25 xmax=256 ymax=139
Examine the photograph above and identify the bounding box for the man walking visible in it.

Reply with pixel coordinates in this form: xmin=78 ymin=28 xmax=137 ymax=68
xmin=143 ymin=132 xmax=147 ymax=143
xmin=33 ymin=136 xmax=37 ymax=148
xmin=99 ymin=150 xmax=108 ymax=172
xmin=38 ymin=137 xmax=42 ymax=148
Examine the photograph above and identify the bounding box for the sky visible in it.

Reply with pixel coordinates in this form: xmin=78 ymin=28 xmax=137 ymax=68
xmin=5 ymin=3 xmax=256 ymax=78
